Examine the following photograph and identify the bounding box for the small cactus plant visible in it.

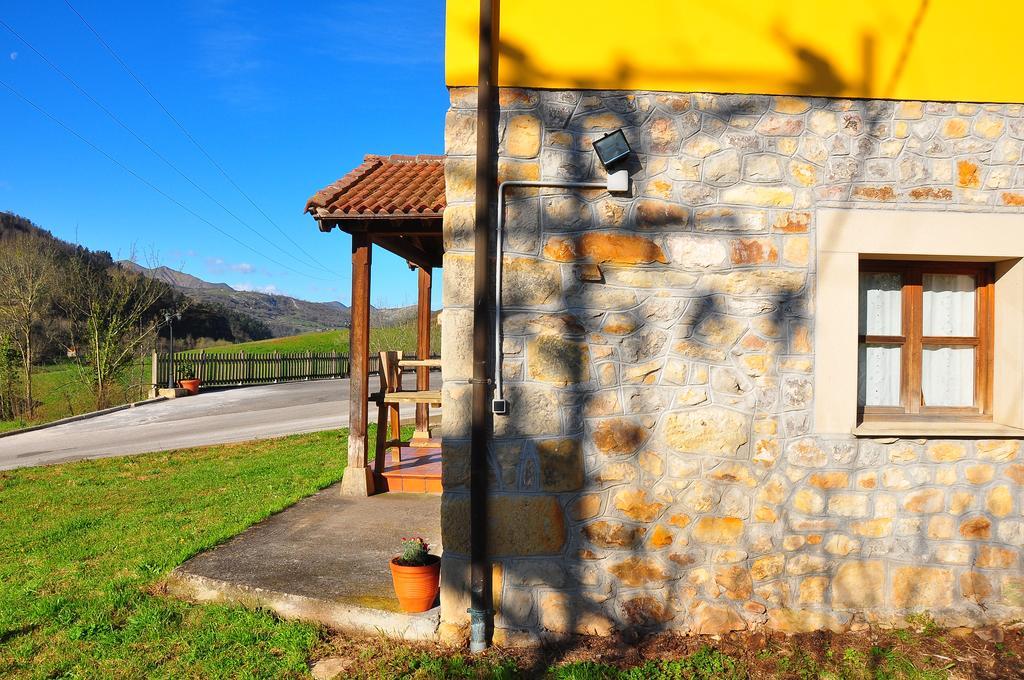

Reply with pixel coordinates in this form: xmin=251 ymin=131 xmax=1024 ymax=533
xmin=397 ymin=536 xmax=432 ymax=566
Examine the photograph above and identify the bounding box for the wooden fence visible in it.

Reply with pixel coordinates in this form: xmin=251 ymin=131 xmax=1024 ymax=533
xmin=151 ymin=350 xmax=439 ymax=388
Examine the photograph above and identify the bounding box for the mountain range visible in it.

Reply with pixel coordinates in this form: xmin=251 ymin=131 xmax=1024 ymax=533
xmin=122 ymin=262 xmax=417 ymax=337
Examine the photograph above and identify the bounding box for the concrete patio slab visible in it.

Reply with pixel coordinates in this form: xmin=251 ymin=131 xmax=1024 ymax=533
xmin=166 ymin=483 xmax=442 ymax=640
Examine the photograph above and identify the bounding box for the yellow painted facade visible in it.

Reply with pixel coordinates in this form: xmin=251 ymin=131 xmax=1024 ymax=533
xmin=446 ymin=1 xmax=1024 ymax=103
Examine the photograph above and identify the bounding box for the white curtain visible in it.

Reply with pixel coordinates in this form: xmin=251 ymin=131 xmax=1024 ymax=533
xmin=921 ymin=273 xmax=975 ymax=407
xmin=858 ymin=272 xmax=902 ymax=407
xmin=922 ymin=347 xmax=974 ymax=407
xmin=859 ymin=344 xmax=901 ymax=406
xmin=923 ymin=273 xmax=975 ymax=337
xmin=859 ymin=272 xmax=902 ymax=335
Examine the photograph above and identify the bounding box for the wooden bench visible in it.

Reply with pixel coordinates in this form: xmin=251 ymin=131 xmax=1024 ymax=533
xmin=383 ymin=391 xmax=441 ymax=405
xmin=371 ymin=351 xmax=442 ymax=477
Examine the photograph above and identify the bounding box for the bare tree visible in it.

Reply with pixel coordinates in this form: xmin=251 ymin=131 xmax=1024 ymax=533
xmin=0 ymin=235 xmax=57 ymax=417
xmin=61 ymin=256 xmax=164 ymax=410
xmin=0 ymin=329 xmax=21 ymax=421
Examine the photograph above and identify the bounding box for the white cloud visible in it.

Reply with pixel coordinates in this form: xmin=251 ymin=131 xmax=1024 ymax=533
xmin=167 ymin=248 xmax=198 ymax=260
xmin=9 ymin=52 xmax=17 ymax=61
xmin=233 ymin=282 xmax=278 ymax=294
xmin=205 ymin=257 xmax=256 ymax=275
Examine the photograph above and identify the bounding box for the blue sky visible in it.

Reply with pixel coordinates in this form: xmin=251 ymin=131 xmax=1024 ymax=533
xmin=0 ymin=1 xmax=447 ymax=308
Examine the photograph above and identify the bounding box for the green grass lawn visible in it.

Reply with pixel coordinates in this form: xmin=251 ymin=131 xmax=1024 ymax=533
xmin=0 ymin=429 xmax=350 ymax=678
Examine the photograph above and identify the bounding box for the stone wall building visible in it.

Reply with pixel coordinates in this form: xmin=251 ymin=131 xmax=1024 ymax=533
xmin=438 ymin=1 xmax=1024 ymax=643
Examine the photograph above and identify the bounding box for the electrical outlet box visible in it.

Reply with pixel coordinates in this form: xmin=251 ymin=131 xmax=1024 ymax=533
xmin=606 ymin=169 xmax=629 ymax=193
xmin=491 ymin=399 xmax=508 ymax=415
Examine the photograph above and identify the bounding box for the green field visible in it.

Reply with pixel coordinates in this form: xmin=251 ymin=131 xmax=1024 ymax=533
xmin=0 ymin=360 xmax=149 ymax=432
xmin=198 ymin=329 xmax=350 ymax=354
xmin=195 ymin=319 xmax=439 ymax=357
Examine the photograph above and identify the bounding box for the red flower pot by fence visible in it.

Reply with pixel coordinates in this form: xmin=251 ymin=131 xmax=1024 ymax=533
xmin=389 ymin=555 xmax=440 ymax=612
xmin=178 ymin=379 xmax=201 ymax=395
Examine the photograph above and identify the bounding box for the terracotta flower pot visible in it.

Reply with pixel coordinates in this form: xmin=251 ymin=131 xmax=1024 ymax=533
xmin=389 ymin=555 xmax=440 ymax=612
xmin=179 ymin=379 xmax=201 ymax=395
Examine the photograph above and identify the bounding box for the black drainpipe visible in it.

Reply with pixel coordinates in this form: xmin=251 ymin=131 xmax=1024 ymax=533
xmin=469 ymin=0 xmax=498 ymax=653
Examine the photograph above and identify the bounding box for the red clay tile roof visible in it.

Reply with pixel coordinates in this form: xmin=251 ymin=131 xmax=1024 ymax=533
xmin=305 ymin=154 xmax=446 ymax=219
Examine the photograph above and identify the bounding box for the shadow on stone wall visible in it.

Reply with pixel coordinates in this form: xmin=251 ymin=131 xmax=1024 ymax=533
xmin=489 ymin=91 xmax=823 ymax=652
xmin=446 ymin=88 xmax=902 ymax=653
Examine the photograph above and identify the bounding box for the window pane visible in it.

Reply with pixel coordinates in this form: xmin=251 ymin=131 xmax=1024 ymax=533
xmin=858 ymin=343 xmax=901 ymax=407
xmin=858 ymin=272 xmax=902 ymax=335
xmin=922 ymin=346 xmax=975 ymax=407
xmin=923 ymin=273 xmax=975 ymax=337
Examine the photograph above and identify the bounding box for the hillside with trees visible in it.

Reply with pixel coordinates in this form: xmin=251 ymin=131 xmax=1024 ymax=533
xmin=0 ymin=212 xmax=273 ymax=421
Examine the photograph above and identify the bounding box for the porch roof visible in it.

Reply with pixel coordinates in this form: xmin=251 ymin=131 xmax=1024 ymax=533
xmin=306 ymin=154 xmax=445 ymax=270
xmin=305 ymin=154 xmax=445 ymax=220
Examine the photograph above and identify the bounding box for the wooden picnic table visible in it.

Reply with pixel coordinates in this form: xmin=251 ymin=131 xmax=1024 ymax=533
xmin=398 ymin=359 xmax=442 ymax=369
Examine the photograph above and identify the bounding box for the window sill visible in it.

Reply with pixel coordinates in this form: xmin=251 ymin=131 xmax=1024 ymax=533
xmin=853 ymin=421 xmax=1024 ymax=438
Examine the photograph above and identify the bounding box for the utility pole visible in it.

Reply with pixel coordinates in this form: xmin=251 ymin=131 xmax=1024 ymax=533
xmin=161 ymin=310 xmax=181 ymax=389
xmin=469 ymin=0 xmax=498 ymax=654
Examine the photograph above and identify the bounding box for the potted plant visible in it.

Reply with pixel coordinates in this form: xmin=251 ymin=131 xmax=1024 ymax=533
xmin=389 ymin=536 xmax=440 ymax=612
xmin=177 ymin=360 xmax=201 ymax=395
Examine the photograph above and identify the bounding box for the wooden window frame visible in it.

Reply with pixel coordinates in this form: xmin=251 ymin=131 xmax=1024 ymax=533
xmin=858 ymin=259 xmax=994 ymax=423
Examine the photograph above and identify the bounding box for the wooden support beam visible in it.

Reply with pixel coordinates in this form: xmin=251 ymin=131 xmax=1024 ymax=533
xmin=321 ymin=217 xmax=442 ymax=236
xmin=371 ymin=235 xmax=438 ymax=270
xmin=413 ymin=266 xmax=433 ymax=442
xmin=340 ymin=232 xmax=375 ymax=496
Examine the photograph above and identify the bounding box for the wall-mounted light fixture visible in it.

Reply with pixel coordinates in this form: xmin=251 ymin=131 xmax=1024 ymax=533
xmin=592 ymin=129 xmax=631 ymax=193
xmin=593 ymin=129 xmax=631 ymax=167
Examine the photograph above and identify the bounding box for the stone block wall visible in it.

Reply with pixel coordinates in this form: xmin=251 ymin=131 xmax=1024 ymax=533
xmin=439 ymin=87 xmax=1024 ymax=643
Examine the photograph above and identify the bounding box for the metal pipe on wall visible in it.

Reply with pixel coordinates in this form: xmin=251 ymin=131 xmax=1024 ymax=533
xmin=492 ymin=179 xmax=607 ymax=412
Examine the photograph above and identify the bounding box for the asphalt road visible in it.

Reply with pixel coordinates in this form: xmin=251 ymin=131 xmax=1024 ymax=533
xmin=0 ymin=375 xmax=440 ymax=471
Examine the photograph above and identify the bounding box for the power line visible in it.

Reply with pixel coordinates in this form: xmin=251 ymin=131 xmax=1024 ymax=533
xmin=0 ymin=77 xmax=334 ymax=282
xmin=0 ymin=17 xmax=335 ymax=278
xmin=60 ymin=0 xmax=336 ymax=275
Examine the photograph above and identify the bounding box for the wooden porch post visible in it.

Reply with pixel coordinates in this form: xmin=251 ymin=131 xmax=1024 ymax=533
xmin=413 ymin=265 xmax=433 ymax=442
xmin=340 ymin=230 xmax=375 ymax=496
